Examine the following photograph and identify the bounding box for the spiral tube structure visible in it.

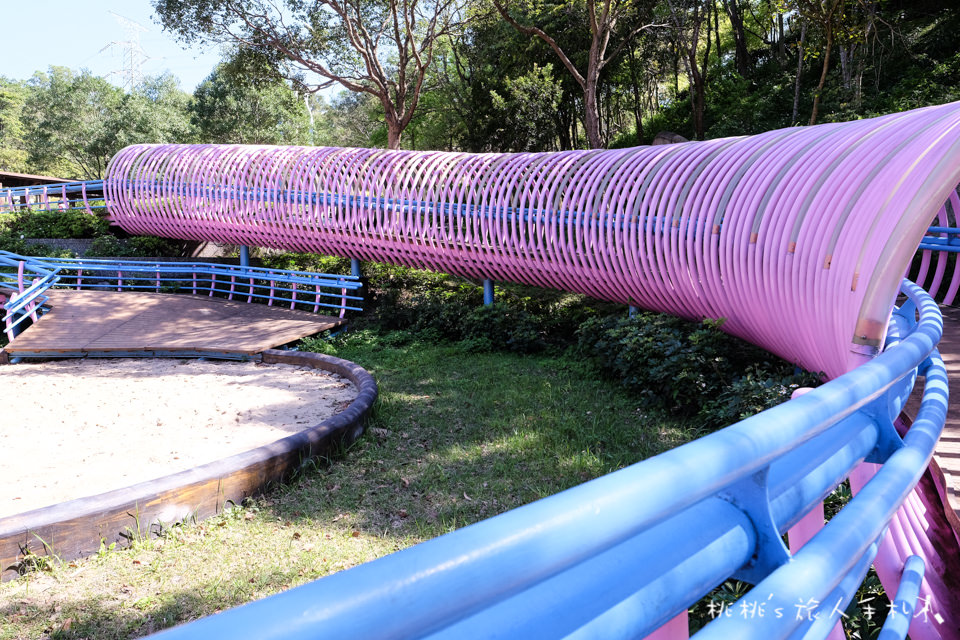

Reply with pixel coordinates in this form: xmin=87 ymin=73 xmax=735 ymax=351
xmin=97 ymin=102 xmax=960 ymax=639
xmin=104 ymin=102 xmax=960 ymax=379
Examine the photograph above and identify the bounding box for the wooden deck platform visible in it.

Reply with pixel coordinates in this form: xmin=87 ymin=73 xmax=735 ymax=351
xmin=930 ymin=305 xmax=960 ymax=523
xmin=3 ymin=290 xmax=346 ymax=358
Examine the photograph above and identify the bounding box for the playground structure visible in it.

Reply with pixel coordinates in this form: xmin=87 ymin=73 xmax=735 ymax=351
xmin=3 ymin=101 xmax=960 ymax=637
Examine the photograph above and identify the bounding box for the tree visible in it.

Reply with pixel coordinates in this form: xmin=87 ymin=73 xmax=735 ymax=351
xmin=492 ymin=0 xmax=661 ymax=148
xmin=721 ymin=0 xmax=751 ymax=76
xmin=22 ymin=68 xmax=193 ymax=179
xmin=23 ymin=67 xmax=125 ymax=179
xmin=153 ymin=0 xmax=467 ymax=150
xmin=490 ymin=64 xmax=564 ymax=151
xmin=0 ymin=78 xmax=29 ymax=173
xmin=192 ymin=62 xmax=312 ymax=144
xmin=436 ymin=14 xmax=583 ymax=151
xmin=316 ymin=91 xmax=388 ymax=147
xmin=113 ymin=74 xmax=194 ymax=148
xmin=782 ymin=0 xmax=845 ymax=125
xmin=666 ymin=0 xmax=714 ymax=140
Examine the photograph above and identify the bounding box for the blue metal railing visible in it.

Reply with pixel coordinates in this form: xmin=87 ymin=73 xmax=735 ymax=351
xmin=0 ymin=180 xmax=105 ymax=215
xmin=108 ymin=179 xmax=709 ymax=234
xmin=148 ymin=278 xmax=944 ymax=639
xmin=36 ymin=257 xmax=363 ymax=314
xmin=0 ymin=253 xmax=60 ymax=339
xmin=0 ymin=252 xmax=363 ymax=342
xmin=918 ymin=226 xmax=960 ymax=253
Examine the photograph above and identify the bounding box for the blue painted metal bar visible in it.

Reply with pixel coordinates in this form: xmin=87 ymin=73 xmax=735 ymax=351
xmin=147 ymin=279 xmax=943 ymax=640
xmin=918 ymin=242 xmax=960 ymax=253
xmin=13 ymin=349 xmax=258 ymax=360
xmin=239 ymin=245 xmax=250 ymax=267
xmin=6 ymin=184 xmax=955 ymax=247
xmin=789 ymin=540 xmax=880 ymax=639
xmin=0 ymin=253 xmax=60 ymax=338
xmin=20 ymin=255 xmax=363 ymax=312
xmin=109 ymin=178 xmax=690 ymax=232
xmin=918 ymin=225 xmax=960 ymax=253
xmin=878 ymin=555 xmax=926 ymax=640
xmin=483 ymin=279 xmax=494 ymax=306
xmin=350 ymin=258 xmax=362 ymax=278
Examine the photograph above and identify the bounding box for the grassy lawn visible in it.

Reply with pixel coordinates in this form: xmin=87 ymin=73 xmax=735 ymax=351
xmin=0 ymin=330 xmax=695 ymax=639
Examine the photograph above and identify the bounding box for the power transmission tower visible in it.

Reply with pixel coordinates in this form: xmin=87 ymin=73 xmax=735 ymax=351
xmin=99 ymin=11 xmax=150 ymax=91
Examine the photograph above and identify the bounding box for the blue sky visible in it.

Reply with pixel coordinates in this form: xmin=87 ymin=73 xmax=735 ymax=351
xmin=2 ymin=1 xmax=224 ymax=91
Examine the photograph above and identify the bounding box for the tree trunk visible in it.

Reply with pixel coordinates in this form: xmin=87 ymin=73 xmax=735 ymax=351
xmin=723 ymin=0 xmax=750 ymax=77
xmin=584 ymin=77 xmax=602 ymax=148
xmin=839 ymin=45 xmax=853 ymax=90
xmin=627 ymin=40 xmax=645 ymax=143
xmin=582 ymin=29 xmax=604 ymax=149
xmin=386 ymin=120 xmax=403 ymax=150
xmin=808 ymin=20 xmax=834 ymax=126
xmin=776 ymin=9 xmax=786 ymax=62
xmin=792 ymin=22 xmax=807 ymax=126
xmin=382 ymin=98 xmax=404 ymax=150
xmin=556 ymin=106 xmax=572 ymax=150
xmin=691 ymin=71 xmax=706 ymax=140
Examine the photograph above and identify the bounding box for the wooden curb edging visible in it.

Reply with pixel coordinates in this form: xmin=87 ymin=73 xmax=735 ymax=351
xmin=0 ymin=349 xmax=377 ymax=579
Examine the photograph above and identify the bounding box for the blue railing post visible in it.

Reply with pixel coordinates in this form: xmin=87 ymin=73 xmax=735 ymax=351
xmin=239 ymin=246 xmax=250 ymax=268
xmin=483 ymin=279 xmax=494 ymax=306
xmin=350 ymin=258 xmax=361 ymax=278
xmin=629 ymin=305 xmax=638 ymax=317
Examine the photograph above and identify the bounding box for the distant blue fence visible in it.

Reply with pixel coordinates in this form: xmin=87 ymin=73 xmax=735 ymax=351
xmin=147 ymin=278 xmax=945 ymax=639
xmin=0 ymin=180 xmax=104 ymax=215
xmin=0 ymin=251 xmax=363 ymax=341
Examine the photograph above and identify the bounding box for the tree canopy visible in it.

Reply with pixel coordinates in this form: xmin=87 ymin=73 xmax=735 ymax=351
xmin=153 ymin=0 xmax=468 ymax=149
xmin=191 ymin=60 xmax=313 ymax=144
xmin=0 ymin=0 xmax=958 ymax=174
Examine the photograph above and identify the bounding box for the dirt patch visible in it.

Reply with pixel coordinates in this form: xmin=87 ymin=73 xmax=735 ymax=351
xmin=0 ymin=358 xmax=357 ymax=517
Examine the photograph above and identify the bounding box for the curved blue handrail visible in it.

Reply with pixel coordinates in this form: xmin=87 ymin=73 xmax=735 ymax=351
xmin=146 ymin=279 xmax=944 ymax=639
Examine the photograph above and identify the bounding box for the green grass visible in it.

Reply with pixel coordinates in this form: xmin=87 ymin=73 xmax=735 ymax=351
xmin=0 ymin=330 xmax=693 ymax=639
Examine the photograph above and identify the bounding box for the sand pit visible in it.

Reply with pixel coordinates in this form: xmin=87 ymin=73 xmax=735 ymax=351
xmin=0 ymin=358 xmax=358 ymax=518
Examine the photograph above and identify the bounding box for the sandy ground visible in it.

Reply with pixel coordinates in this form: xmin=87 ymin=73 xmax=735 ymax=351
xmin=0 ymin=358 xmax=357 ymax=518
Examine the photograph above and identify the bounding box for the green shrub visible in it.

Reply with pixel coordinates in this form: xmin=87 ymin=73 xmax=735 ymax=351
xmin=699 ymin=364 xmax=822 ymax=426
xmin=459 ymin=304 xmax=545 ymax=353
xmin=259 ymin=251 xmax=350 ymax=273
xmin=84 ymin=235 xmax=123 ymax=257
xmin=125 ymin=236 xmax=183 ymax=257
xmin=84 ymin=234 xmax=183 ymax=257
xmin=576 ymin=313 xmax=728 ymax=413
xmin=9 ymin=209 xmax=110 ymax=239
xmin=0 ymin=232 xmax=30 ymax=254
xmin=366 ymin=274 xmax=482 ymax=337
xmin=576 ymin=312 xmax=820 ymax=427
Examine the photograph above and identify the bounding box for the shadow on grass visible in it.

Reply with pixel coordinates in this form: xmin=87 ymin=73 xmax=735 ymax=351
xmin=0 ymin=558 xmax=342 ymax=640
xmin=264 ymin=330 xmax=696 ymax=542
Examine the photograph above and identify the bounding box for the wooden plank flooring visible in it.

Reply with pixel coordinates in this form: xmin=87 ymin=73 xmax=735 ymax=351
xmin=930 ymin=305 xmax=960 ymax=522
xmin=4 ymin=290 xmax=346 ymax=357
